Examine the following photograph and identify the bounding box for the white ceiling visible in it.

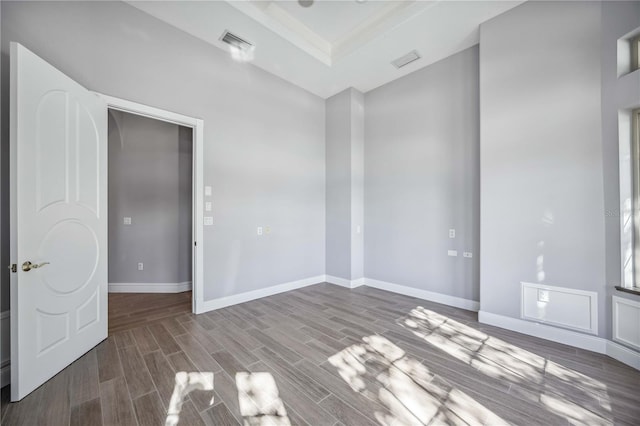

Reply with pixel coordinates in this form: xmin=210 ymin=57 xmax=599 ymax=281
xmin=273 ymin=0 xmax=393 ymax=43
xmin=128 ymin=0 xmax=525 ymax=98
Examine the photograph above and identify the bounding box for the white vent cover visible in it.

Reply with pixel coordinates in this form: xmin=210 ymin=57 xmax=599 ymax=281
xmin=391 ymin=50 xmax=421 ymax=69
xmin=220 ymin=30 xmax=254 ymax=51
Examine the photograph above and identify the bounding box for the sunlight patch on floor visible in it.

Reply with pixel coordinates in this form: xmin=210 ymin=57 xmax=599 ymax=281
xmin=401 ymin=307 xmax=613 ymax=425
xmin=328 ymin=334 xmax=508 ymax=425
xmin=236 ymin=372 xmax=291 ymax=426
xmin=165 ymin=372 xmax=214 ymax=426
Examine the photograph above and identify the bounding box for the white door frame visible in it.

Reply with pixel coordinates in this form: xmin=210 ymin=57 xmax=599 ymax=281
xmin=96 ymin=94 xmax=205 ymax=314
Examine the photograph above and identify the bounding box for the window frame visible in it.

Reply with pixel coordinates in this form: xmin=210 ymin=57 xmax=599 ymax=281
xmin=632 ymin=35 xmax=640 ymax=72
xmin=631 ymin=109 xmax=640 ymax=293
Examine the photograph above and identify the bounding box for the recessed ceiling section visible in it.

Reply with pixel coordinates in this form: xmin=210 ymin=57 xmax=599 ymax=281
xmin=225 ymin=0 xmax=434 ymax=65
xmin=274 ymin=0 xmax=401 ymax=43
xmin=127 ymin=0 xmax=525 ymax=98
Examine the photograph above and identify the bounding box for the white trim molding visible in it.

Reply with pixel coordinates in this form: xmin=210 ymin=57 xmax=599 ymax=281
xmin=521 ymin=282 xmax=598 ymax=335
xmin=108 ymin=282 xmax=192 ymax=294
xmin=607 ymin=339 xmax=640 ymax=370
xmin=479 ymin=310 xmax=640 ymax=370
xmin=97 ymin=93 xmax=205 ymax=315
xmin=325 ymin=275 xmax=364 ymax=289
xmin=364 ymin=278 xmax=480 ymax=312
xmin=197 ymin=275 xmax=326 ymax=314
xmin=1 ymin=311 xmax=10 ymax=388
xmin=479 ymin=310 xmax=606 ymax=353
xmin=612 ymin=295 xmax=640 ymax=351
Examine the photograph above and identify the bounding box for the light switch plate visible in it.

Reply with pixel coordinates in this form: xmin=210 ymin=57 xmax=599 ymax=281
xmin=205 ymin=186 xmax=212 ymax=196
xmin=448 ymin=250 xmax=458 ymax=257
xmin=257 ymin=226 xmax=263 ymax=236
xmin=449 ymin=229 xmax=455 ymax=238
xmin=204 ymin=217 xmax=213 ymax=226
xmin=463 ymin=252 xmax=473 ymax=258
xmin=205 ymin=202 xmax=212 ymax=211
xmin=123 ymin=217 xmax=132 ymax=225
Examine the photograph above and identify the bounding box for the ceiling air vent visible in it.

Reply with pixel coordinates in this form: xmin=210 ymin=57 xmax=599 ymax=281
xmin=392 ymin=50 xmax=421 ymax=69
xmin=220 ymin=30 xmax=254 ymax=51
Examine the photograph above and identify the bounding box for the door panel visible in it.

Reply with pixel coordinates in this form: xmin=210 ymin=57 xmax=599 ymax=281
xmin=10 ymin=43 xmax=107 ymax=401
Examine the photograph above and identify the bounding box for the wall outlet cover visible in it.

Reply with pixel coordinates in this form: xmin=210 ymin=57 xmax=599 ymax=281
xmin=463 ymin=252 xmax=473 ymax=258
xmin=205 ymin=186 xmax=212 ymax=196
xmin=123 ymin=217 xmax=132 ymax=225
xmin=204 ymin=217 xmax=213 ymax=226
xmin=538 ymin=289 xmax=550 ymax=303
xmin=449 ymin=229 xmax=455 ymax=238
xmin=257 ymin=226 xmax=263 ymax=236
xmin=205 ymin=201 xmax=212 ymax=211
xmin=447 ymin=250 xmax=458 ymax=257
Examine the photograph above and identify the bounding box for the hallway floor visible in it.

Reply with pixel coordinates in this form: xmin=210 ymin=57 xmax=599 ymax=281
xmin=108 ymin=291 xmax=192 ymax=334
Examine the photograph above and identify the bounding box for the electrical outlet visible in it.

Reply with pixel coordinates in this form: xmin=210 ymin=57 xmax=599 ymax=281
xmin=447 ymin=250 xmax=458 ymax=257
xmin=123 ymin=217 xmax=132 ymax=225
xmin=205 ymin=186 xmax=212 ymax=196
xmin=137 ymin=262 xmax=144 ymax=271
xmin=204 ymin=217 xmax=213 ymax=226
xmin=538 ymin=289 xmax=550 ymax=303
xmin=463 ymin=252 xmax=473 ymax=258
xmin=205 ymin=202 xmax=212 ymax=211
xmin=257 ymin=226 xmax=263 ymax=236
xmin=265 ymin=226 xmax=271 ymax=234
xmin=449 ymin=229 xmax=455 ymax=238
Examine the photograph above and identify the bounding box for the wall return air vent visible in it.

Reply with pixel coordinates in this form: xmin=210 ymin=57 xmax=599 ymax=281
xmin=392 ymin=50 xmax=421 ymax=69
xmin=220 ymin=30 xmax=254 ymax=51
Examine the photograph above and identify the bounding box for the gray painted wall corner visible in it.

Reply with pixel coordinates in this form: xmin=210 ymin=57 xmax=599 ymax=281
xmin=364 ymin=45 xmax=480 ymax=302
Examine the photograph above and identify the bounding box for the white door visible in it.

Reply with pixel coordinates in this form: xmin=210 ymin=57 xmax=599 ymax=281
xmin=9 ymin=43 xmax=107 ymax=401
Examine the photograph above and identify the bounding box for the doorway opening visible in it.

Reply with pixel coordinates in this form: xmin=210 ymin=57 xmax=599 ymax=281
xmin=107 ymin=110 xmax=192 ymax=334
xmin=100 ymin=94 xmax=205 ymax=320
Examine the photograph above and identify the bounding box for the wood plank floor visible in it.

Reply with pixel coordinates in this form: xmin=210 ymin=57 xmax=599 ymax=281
xmin=108 ymin=292 xmax=192 ymax=334
xmin=2 ymin=283 xmax=640 ymax=425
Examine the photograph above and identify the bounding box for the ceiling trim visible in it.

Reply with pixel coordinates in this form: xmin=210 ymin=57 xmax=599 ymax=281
xmin=224 ymin=0 xmax=442 ymax=66
xmin=226 ymin=0 xmax=333 ymax=64
xmin=332 ymin=1 xmax=437 ymax=61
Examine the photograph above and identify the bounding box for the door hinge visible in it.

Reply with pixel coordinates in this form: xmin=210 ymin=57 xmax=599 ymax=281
xmin=8 ymin=264 xmax=17 ymax=273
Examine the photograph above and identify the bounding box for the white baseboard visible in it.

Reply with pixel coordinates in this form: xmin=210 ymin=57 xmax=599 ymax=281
xmin=479 ymin=310 xmax=640 ymax=370
xmin=478 ymin=310 xmax=606 ymax=353
xmin=606 ymin=340 xmax=640 ymax=370
xmin=197 ymin=275 xmax=325 ymax=313
xmin=108 ymin=281 xmax=192 ymax=293
xmin=364 ymin=278 xmax=480 ymax=312
xmin=325 ymin=275 xmax=364 ymax=289
xmin=1 ymin=310 xmax=10 ymax=388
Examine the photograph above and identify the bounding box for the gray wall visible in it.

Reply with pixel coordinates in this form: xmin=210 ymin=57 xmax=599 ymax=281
xmin=350 ymin=90 xmax=364 ymax=280
xmin=1 ymin=0 xmax=326 ymax=302
xmin=479 ymin=1 xmax=607 ymax=334
xmin=325 ymin=88 xmax=365 ymax=281
xmin=326 ymin=90 xmax=352 ymax=279
xmin=108 ymin=110 xmax=192 ymax=285
xmin=364 ymin=46 xmax=480 ymax=301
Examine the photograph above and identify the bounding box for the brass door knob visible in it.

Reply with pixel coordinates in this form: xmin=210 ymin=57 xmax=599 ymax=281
xmin=22 ymin=261 xmax=50 ymax=272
